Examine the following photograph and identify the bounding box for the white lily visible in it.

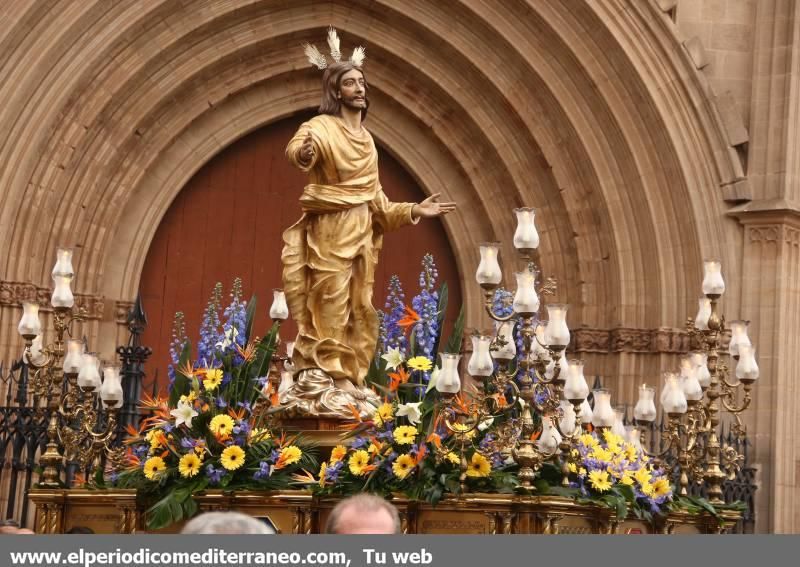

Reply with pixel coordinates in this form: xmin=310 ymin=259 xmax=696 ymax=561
xmin=170 ymin=399 xmax=198 ymax=428
xmin=396 ymin=402 xmax=423 ymax=425
xmin=381 ymin=347 xmax=404 ymax=371
xmin=215 ymin=326 xmax=239 ymax=350
xmin=478 ymin=416 xmax=495 ymax=431
xmin=425 ymin=365 xmax=441 ymax=394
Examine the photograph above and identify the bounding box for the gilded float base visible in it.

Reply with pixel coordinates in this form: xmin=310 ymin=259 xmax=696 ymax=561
xmin=29 ymin=489 xmax=740 ymax=535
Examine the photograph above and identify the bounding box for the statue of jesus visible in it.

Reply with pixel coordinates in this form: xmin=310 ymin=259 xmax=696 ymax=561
xmin=280 ymin=30 xmax=455 ymax=418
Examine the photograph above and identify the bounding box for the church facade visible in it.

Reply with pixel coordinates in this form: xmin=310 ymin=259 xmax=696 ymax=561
xmin=0 ymin=0 xmax=797 ymax=532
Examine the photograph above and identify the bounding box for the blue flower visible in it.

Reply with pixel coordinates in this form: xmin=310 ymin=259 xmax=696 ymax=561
xmin=206 ymin=464 xmax=224 ymax=485
xmin=253 ymin=461 xmax=272 ymax=481
xmin=351 ymin=437 xmax=369 ymax=450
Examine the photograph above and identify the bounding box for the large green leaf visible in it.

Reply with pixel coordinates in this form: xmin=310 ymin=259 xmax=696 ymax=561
xmin=244 ymin=294 xmax=258 ymax=343
xmin=443 ymin=305 xmax=465 ymax=354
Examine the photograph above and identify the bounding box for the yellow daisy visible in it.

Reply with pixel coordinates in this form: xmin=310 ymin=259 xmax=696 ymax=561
xmin=209 ymin=414 xmax=235 ymax=437
xmin=348 ymin=450 xmax=371 ymax=476
xmin=588 ymin=469 xmax=612 ymax=492
xmin=623 ymin=443 xmax=638 ymax=462
xmin=330 ymin=445 xmax=347 ymax=463
xmin=466 ymin=453 xmax=491 ymax=478
xmin=203 ymin=368 xmax=224 ymax=391
xmin=392 ymin=454 xmax=416 ymax=480
xmin=634 ymin=466 xmax=652 ymax=486
xmin=567 ymin=462 xmax=577 ymax=473
xmin=590 ymin=447 xmax=614 ymax=462
xmin=220 ymin=445 xmax=246 ymax=471
xmin=446 ymin=452 xmax=461 ymax=465
xmin=376 ymin=402 xmax=394 ymax=423
xmin=393 ymin=425 xmax=418 ymax=445
xmin=406 ymin=356 xmax=433 ymax=372
xmin=578 ymin=467 xmax=588 ymax=477
xmin=178 ymin=453 xmax=202 ymax=478
xmin=621 ymin=471 xmax=635 ymax=486
xmin=143 ymin=456 xmax=166 ymax=481
xmin=652 ymin=477 xmax=671 ymax=497
xmin=579 ymin=433 xmax=599 ymax=448
xmin=641 ymin=481 xmax=655 ymax=496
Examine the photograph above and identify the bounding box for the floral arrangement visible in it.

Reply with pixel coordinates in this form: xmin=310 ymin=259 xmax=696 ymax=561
xmin=109 ymin=279 xmax=316 ymax=529
xmin=559 ymin=429 xmax=673 ymax=520
xmin=294 ymin=255 xmax=518 ymax=502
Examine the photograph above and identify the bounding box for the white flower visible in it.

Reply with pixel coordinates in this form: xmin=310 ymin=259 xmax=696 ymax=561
xmin=170 ymin=400 xmax=198 ymax=428
xmin=215 ymin=326 xmax=239 ymax=350
xmin=425 ymin=365 xmax=441 ymax=394
xmin=478 ymin=417 xmax=495 ymax=431
xmin=396 ymin=402 xmax=423 ymax=425
xmin=381 ymin=347 xmax=404 ymax=371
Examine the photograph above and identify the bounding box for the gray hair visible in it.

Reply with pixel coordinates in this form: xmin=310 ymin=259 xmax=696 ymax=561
xmin=181 ymin=512 xmax=275 ymax=535
xmin=325 ymin=494 xmax=401 ymax=534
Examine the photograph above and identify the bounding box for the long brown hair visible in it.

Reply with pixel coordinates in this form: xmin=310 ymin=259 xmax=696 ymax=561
xmin=318 ymin=61 xmax=369 ymax=120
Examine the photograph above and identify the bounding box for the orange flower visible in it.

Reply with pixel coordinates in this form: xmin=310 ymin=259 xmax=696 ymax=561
xmin=235 ymin=341 xmax=257 ymax=362
xmin=397 ymin=305 xmax=420 ymax=329
xmin=389 ymin=367 xmax=410 ymax=392
xmin=426 ymin=432 xmax=442 ymax=449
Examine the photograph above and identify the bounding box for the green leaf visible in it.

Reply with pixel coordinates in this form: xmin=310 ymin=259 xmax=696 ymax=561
xmin=443 ymin=305 xmax=465 ymax=355
xmin=244 ymin=294 xmax=258 ymax=343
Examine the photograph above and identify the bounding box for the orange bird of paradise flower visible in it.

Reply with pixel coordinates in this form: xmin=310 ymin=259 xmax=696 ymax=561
xmin=235 ymin=341 xmax=257 ymax=362
xmin=290 ymin=469 xmax=317 ymax=484
xmin=388 ymin=367 xmax=410 ymax=392
xmin=397 ymin=305 xmax=420 ymax=329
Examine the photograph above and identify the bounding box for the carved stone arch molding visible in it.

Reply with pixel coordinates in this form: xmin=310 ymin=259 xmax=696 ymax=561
xmin=0 ymin=0 xmax=742 ymax=370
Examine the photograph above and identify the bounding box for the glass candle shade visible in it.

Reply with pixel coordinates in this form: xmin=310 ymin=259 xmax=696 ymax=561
xmin=679 ymin=355 xmax=703 ymax=401
xmin=702 ymin=259 xmax=725 ymax=296
xmin=728 ymin=320 xmax=751 ymax=357
xmin=269 ymin=289 xmax=289 ymax=320
xmin=544 ymin=304 xmax=569 ymax=347
xmin=18 ymin=302 xmax=42 ymax=338
xmin=512 ymin=267 xmax=539 ymax=315
xmin=52 ymin=247 xmax=74 ymax=278
xmin=735 ymin=345 xmax=759 ymax=383
xmin=533 ymin=322 xmax=549 ymax=358
xmin=625 ymin=426 xmax=643 ymax=453
xmin=24 ymin=335 xmax=47 ymax=366
xmin=475 ymin=243 xmax=502 ymax=286
xmin=559 ymin=400 xmax=577 ymax=436
xmin=436 ymin=353 xmax=462 ymax=394
xmin=695 ymin=298 xmax=711 ymax=331
xmin=634 ymin=384 xmax=657 ymax=423
xmin=545 ymin=350 xmax=568 ymax=382
xmin=611 ymin=408 xmax=627 ymax=438
xmin=579 ymin=399 xmax=593 ymax=425
xmin=663 ymin=374 xmax=688 ymax=415
xmin=51 ymin=275 xmax=75 ymax=309
xmin=467 ymin=335 xmax=494 ymax=377
xmin=591 ymin=389 xmax=615 ymax=428
xmin=512 ymin=207 xmax=539 ymax=251
xmin=100 ymin=364 xmax=124 ymax=408
xmin=77 ymin=353 xmax=102 ymax=390
xmin=563 ymin=359 xmax=589 ymax=401
xmin=538 ymin=419 xmax=562 ymax=454
xmin=62 ymin=339 xmax=85 ymax=374
xmin=692 ymin=351 xmax=711 ymax=388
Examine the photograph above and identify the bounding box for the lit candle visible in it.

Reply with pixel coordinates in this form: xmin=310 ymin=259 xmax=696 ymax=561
xmin=62 ymin=339 xmax=85 ymax=374
xmin=493 ymin=321 xmax=516 ymax=361
xmin=728 ymin=320 xmax=751 ymax=357
xmin=679 ymin=355 xmax=703 ymax=401
xmin=591 ymin=389 xmax=615 ymax=428
xmin=544 ymin=304 xmax=570 ymax=347
xmin=735 ymin=345 xmax=759 ymax=383
xmin=634 ymin=384 xmax=657 ymax=423
xmin=538 ymin=419 xmax=562 ymax=453
xmin=663 ymin=374 xmax=688 ymax=415
xmin=77 ymin=353 xmax=102 ymax=390
xmin=695 ymin=298 xmax=711 ymax=330
xmin=475 ymin=243 xmax=502 ymax=286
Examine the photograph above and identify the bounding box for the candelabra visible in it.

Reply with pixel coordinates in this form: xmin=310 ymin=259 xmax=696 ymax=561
xmin=17 ymin=248 xmax=124 ymax=487
xmin=633 ymin=260 xmax=758 ymax=504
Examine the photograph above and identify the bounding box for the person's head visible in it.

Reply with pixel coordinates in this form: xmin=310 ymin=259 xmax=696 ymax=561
xmin=66 ymin=526 xmax=94 ymax=534
xmin=325 ymin=494 xmax=400 ymax=534
xmin=318 ymin=62 xmax=369 ymax=120
xmin=181 ymin=512 xmax=275 ymax=535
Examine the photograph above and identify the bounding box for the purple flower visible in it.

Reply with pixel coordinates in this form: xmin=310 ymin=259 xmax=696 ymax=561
xmin=215 ymin=396 xmax=227 ymax=408
xmin=206 ymin=464 xmax=224 ymax=485
xmin=253 ymin=461 xmax=272 ymax=481
xmin=180 ymin=438 xmax=198 ymax=450
xmin=351 ymin=437 xmax=368 ymax=450
xmin=379 ymin=275 xmax=408 ymax=356
xmin=411 ymin=254 xmax=440 ymax=382
xmin=325 ymin=460 xmax=344 ymax=483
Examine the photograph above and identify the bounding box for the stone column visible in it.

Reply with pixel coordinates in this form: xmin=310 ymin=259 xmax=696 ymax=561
xmin=733 ymin=0 xmax=800 ymax=534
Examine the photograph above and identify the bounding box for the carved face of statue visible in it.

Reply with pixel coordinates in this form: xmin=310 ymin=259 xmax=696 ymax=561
xmin=337 ymin=68 xmax=367 ymax=111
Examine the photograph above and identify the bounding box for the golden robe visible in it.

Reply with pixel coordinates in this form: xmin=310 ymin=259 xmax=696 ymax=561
xmin=282 ymin=115 xmax=417 ymax=385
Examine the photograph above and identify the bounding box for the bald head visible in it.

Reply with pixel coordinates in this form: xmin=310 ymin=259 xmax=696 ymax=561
xmin=325 ymin=494 xmax=400 ymax=534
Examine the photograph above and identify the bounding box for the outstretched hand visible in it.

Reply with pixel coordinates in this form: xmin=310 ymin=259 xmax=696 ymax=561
xmin=298 ymin=134 xmax=315 ymax=166
xmin=412 ymin=193 xmax=457 ymax=219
